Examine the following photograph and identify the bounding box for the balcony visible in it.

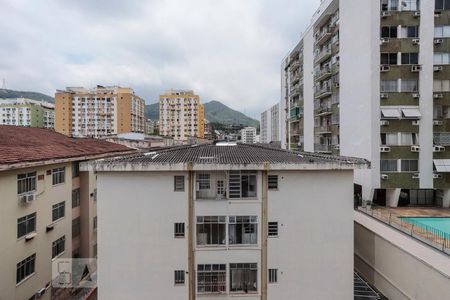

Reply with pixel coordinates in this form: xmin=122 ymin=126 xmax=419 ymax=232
xmin=314 ymin=49 xmax=332 ymax=64
xmin=290 ymin=86 xmax=300 ymax=97
xmin=316 ymin=125 xmax=332 ymax=134
xmin=290 ymin=73 xmax=300 ymax=84
xmin=315 ymin=27 xmax=334 ymax=46
xmin=290 ymin=61 xmax=301 ymax=70
xmin=315 ymin=86 xmax=332 ymax=99
xmin=314 ymin=144 xmax=332 ymax=153
xmin=314 ymin=67 xmax=332 ymax=81
xmin=315 ymin=106 xmax=332 ymax=117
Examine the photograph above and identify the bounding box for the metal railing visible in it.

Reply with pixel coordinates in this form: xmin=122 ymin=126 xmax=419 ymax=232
xmin=357 ymin=204 xmax=450 ymax=255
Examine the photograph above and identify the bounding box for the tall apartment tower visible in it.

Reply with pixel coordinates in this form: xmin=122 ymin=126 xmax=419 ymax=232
xmin=241 ymin=126 xmax=257 ymax=144
xmin=283 ymin=0 xmax=450 ymax=206
xmin=0 ymin=98 xmax=54 ymax=129
xmin=159 ymin=90 xmax=205 ymax=140
xmin=260 ymin=103 xmax=282 ymax=144
xmin=55 ymin=86 xmax=145 ymax=138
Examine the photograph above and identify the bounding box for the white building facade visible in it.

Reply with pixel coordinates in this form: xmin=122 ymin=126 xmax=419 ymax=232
xmin=82 ymin=143 xmax=367 ymax=300
xmin=282 ymin=0 xmax=450 ymax=207
xmin=240 ymin=127 xmax=257 ymax=144
xmin=260 ymin=103 xmax=282 ymax=144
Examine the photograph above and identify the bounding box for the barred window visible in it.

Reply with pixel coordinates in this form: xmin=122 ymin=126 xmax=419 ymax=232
xmin=268 ymin=269 xmax=278 ymax=283
xmin=229 ymin=216 xmax=257 ymax=245
xmin=268 ymin=222 xmax=278 ymax=237
xmin=52 ymin=236 xmax=65 ymax=258
xmin=174 ymin=270 xmax=185 ymax=285
xmin=230 ymin=263 xmax=257 ymax=293
xmin=197 ymin=174 xmax=211 ymax=190
xmin=197 ymin=264 xmax=226 ymax=293
xmin=52 ymin=167 xmax=65 ymax=185
xmin=268 ymin=175 xmax=278 ymax=190
xmin=174 ymin=176 xmax=185 ymax=191
xmin=17 ymin=212 xmax=36 ymax=238
xmin=174 ymin=223 xmax=185 ymax=238
xmin=17 ymin=172 xmax=36 ymax=195
xmin=16 ymin=254 xmax=36 ymax=284
xmin=52 ymin=201 xmax=65 ymax=221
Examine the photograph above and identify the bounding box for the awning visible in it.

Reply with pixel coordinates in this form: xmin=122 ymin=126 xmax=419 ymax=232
xmin=402 ymin=108 xmax=422 ymax=118
xmin=381 ymin=108 xmax=401 ymax=118
xmin=433 ymin=159 xmax=450 ymax=172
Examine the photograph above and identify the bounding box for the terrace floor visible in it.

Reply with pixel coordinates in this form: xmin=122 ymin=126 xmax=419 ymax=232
xmin=373 ymin=207 xmax=450 ymax=217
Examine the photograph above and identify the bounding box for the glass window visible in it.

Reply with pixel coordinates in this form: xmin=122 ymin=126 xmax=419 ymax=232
xmin=381 ymin=53 xmax=397 ymax=65
xmin=401 ymin=53 xmax=419 ymax=65
xmin=268 ymin=222 xmax=279 ymax=237
xmin=17 ymin=172 xmax=36 ymax=195
xmin=174 ymin=176 xmax=185 ymax=191
xmin=381 ymin=160 xmax=398 ymax=172
xmin=52 ymin=201 xmax=65 ymax=221
xmin=197 ymin=174 xmax=211 ymax=190
xmin=197 ymin=264 xmax=226 ymax=293
xmin=434 ymin=52 xmax=450 ymax=65
xmin=230 ymin=263 xmax=257 ymax=293
xmin=52 ymin=236 xmax=65 ymax=258
xmin=72 ymin=217 xmax=80 ymax=237
xmin=72 ymin=188 xmax=80 ymax=208
xmin=229 ymin=171 xmax=257 ymax=199
xmin=52 ymin=167 xmax=65 ymax=185
xmin=434 ymin=80 xmax=450 ymax=92
xmin=268 ymin=175 xmax=278 ymax=190
xmin=174 ymin=270 xmax=185 ymax=285
xmin=229 ymin=216 xmax=258 ymax=245
xmin=380 ymin=133 xmax=398 ymax=145
xmin=381 ymin=80 xmax=398 ymax=92
xmin=401 ymin=79 xmax=419 ymax=92
xmin=401 ymin=160 xmax=419 ymax=172
xmin=196 ymin=216 xmax=226 ymax=245
xmin=16 ymin=254 xmax=36 ymax=284
xmin=174 ymin=223 xmax=185 ymax=238
xmin=269 ymin=269 xmax=278 ymax=283
xmin=17 ymin=212 xmax=36 ymax=238
xmin=381 ymin=0 xmax=399 ymax=10
xmin=401 ymin=0 xmax=420 ymax=11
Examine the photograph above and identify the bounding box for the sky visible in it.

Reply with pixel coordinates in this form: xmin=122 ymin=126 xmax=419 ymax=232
xmin=0 ymin=0 xmax=320 ymax=119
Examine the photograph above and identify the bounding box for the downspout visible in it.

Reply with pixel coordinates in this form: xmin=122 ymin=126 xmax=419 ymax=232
xmin=261 ymin=163 xmax=269 ymax=300
xmin=187 ymin=162 xmax=195 ymax=300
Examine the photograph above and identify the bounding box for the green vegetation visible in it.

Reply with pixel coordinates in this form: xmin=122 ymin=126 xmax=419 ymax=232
xmin=0 ymin=88 xmax=54 ymax=103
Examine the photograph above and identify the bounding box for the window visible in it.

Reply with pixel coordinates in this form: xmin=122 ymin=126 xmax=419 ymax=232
xmin=52 ymin=201 xmax=65 ymax=221
xmin=174 ymin=270 xmax=185 ymax=285
xmin=174 ymin=176 xmax=185 ymax=191
xmin=381 ymin=80 xmax=398 ymax=92
xmin=16 ymin=254 xmax=36 ymax=284
xmin=400 ymin=132 xmax=418 ymax=145
xmin=381 ymin=0 xmax=398 ymax=10
xmin=217 ymin=180 xmax=225 ymax=196
xmin=268 ymin=222 xmax=279 ymax=237
xmin=229 ymin=171 xmax=257 ymax=199
xmin=381 ymin=26 xmax=397 ymax=38
xmin=436 ymin=0 xmax=450 ymax=10
xmin=401 ymin=26 xmax=419 ymax=38
xmin=401 ymin=0 xmax=419 ymax=10
xmin=435 ymin=26 xmax=450 ymax=38
xmin=72 ymin=217 xmax=81 ymax=238
xmin=52 ymin=236 xmax=65 ymax=258
xmin=174 ymin=223 xmax=185 ymax=238
xmin=401 ymin=79 xmax=419 ymax=92
xmin=434 ymin=80 xmax=450 ymax=92
xmin=93 ymin=216 xmax=97 ymax=230
xmin=52 ymin=167 xmax=65 ymax=185
xmin=434 ymin=53 xmax=450 ymax=65
xmin=381 ymin=133 xmax=398 ymax=145
xmin=268 ymin=175 xmax=278 ymax=190
xmin=197 ymin=264 xmax=226 ymax=293
xmin=401 ymin=160 xmax=419 ymax=172
xmin=197 ymin=173 xmax=211 ymax=190
xmin=268 ymin=269 xmax=278 ymax=283
xmin=196 ymin=216 xmax=226 ymax=245
xmin=229 ymin=216 xmax=257 ymax=245
xmin=17 ymin=172 xmax=36 ymax=195
xmin=72 ymin=188 xmax=80 ymax=208
xmin=381 ymin=53 xmax=397 ymax=65
xmin=381 ymin=160 xmax=398 ymax=172
xmin=401 ymin=53 xmax=419 ymax=65
xmin=72 ymin=162 xmax=80 ymax=178
xmin=17 ymin=212 xmax=36 ymax=238
xmin=230 ymin=263 xmax=257 ymax=293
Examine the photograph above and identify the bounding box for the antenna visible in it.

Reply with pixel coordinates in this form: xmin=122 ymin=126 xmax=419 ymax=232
xmin=1 ymin=78 xmax=6 ymax=89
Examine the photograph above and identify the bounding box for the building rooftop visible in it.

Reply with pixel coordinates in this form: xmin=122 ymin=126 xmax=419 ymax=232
xmin=83 ymin=142 xmax=369 ymax=172
xmin=0 ymin=125 xmax=134 ymax=169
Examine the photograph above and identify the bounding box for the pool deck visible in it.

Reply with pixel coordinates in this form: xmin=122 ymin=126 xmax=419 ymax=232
xmin=373 ymin=207 xmax=450 ymax=218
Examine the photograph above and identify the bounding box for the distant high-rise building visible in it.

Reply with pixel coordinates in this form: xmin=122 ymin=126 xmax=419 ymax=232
xmin=0 ymin=98 xmax=54 ymax=129
xmin=260 ymin=103 xmax=282 ymax=144
xmin=159 ymin=90 xmax=205 ymax=140
xmin=241 ymin=126 xmax=257 ymax=144
xmin=55 ymin=86 xmax=145 ymax=138
xmin=145 ymin=119 xmax=156 ymax=135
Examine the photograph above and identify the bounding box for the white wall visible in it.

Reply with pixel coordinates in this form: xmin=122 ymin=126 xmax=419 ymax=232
xmin=303 ymin=28 xmax=315 ymax=152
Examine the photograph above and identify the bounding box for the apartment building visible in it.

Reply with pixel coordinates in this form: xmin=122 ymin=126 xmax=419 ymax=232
xmin=240 ymin=127 xmax=257 ymax=144
xmin=0 ymin=98 xmax=54 ymax=129
xmin=260 ymin=103 xmax=282 ymax=144
xmin=282 ymin=0 xmax=450 ymax=206
xmin=55 ymin=85 xmax=145 ymax=138
xmin=145 ymin=119 xmax=157 ymax=135
xmin=0 ymin=126 xmax=132 ymax=300
xmin=159 ymin=90 xmax=205 ymax=140
xmin=81 ymin=143 xmax=368 ymax=300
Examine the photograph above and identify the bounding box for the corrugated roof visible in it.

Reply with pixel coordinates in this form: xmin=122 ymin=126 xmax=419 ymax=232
xmin=0 ymin=125 xmax=134 ymax=166
xmin=92 ymin=143 xmax=369 ymax=167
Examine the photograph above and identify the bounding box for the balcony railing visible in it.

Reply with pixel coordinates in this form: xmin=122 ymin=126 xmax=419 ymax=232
xmin=314 ymin=49 xmax=332 ymax=64
xmin=315 ymin=27 xmax=334 ymax=46
xmin=316 ymin=125 xmax=332 ymax=134
xmin=315 ymin=86 xmax=332 ymax=99
xmin=314 ymin=67 xmax=332 ymax=81
xmin=290 ymin=73 xmax=300 ymax=84
xmin=315 ymin=106 xmax=332 ymax=116
xmin=314 ymin=144 xmax=332 ymax=153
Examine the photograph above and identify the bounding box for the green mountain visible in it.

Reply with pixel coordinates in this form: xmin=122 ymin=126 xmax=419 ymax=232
xmin=146 ymin=100 xmax=258 ymax=127
xmin=0 ymin=88 xmax=54 ymax=103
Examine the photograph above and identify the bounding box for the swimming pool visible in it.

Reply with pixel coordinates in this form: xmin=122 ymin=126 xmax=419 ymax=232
xmin=401 ymin=217 xmax=450 ymax=236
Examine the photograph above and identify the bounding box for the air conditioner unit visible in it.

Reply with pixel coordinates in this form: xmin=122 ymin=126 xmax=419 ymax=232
xmin=412 ymin=93 xmax=420 ymax=99
xmin=411 ymin=145 xmax=420 ymax=152
xmin=380 ymin=120 xmax=390 ymax=126
xmin=381 ymin=174 xmax=389 ymax=180
xmin=19 ymin=193 xmax=35 ymax=204
xmin=412 ymin=173 xmax=420 ymax=179
xmin=380 ymin=93 xmax=389 ymax=99
xmin=380 ymin=38 xmax=390 ymax=44
xmin=412 ymin=120 xmax=420 ymax=125
xmin=411 ymin=65 xmax=422 ymax=72
xmin=434 ymin=93 xmax=444 ymax=99
xmin=414 ymin=10 xmax=421 ymax=17
xmin=433 ymin=173 xmax=442 ymax=179
xmin=381 ymin=11 xmax=391 ymax=17
xmin=380 ymin=146 xmax=390 ymax=152
xmin=434 ymin=66 xmax=443 ymax=72
xmin=435 ymin=38 xmax=443 ymax=44
xmin=433 ymin=145 xmax=445 ymax=152
xmin=434 ymin=120 xmax=443 ymax=125
xmin=412 ymin=38 xmax=420 ymax=45
xmin=380 ymin=65 xmax=391 ymax=72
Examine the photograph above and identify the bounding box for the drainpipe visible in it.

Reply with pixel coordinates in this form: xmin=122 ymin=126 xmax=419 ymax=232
xmin=187 ymin=162 xmax=195 ymax=300
xmin=261 ymin=163 xmax=269 ymax=300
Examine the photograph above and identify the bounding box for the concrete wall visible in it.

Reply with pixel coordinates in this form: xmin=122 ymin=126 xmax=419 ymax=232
xmin=303 ymin=27 xmax=315 ymax=152
xmin=355 ymin=222 xmax=450 ymax=300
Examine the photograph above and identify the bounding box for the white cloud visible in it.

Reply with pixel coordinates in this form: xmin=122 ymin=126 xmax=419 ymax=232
xmin=0 ymin=0 xmax=320 ymax=118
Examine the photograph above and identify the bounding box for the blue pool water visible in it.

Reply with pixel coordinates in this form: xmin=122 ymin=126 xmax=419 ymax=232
xmin=401 ymin=217 xmax=450 ymax=235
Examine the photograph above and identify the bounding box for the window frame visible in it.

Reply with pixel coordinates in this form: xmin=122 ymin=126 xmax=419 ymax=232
xmin=52 ymin=236 xmax=66 ymax=259
xmin=268 ymin=175 xmax=278 ymax=190
xmin=196 ymin=216 xmax=226 ymax=246
xmin=197 ymin=264 xmax=226 ymax=294
xmin=174 ymin=222 xmax=185 ymax=238
xmin=380 ymin=160 xmax=398 ymax=172
xmin=17 ymin=172 xmax=36 ymax=195
xmin=268 ymin=222 xmax=279 ymax=237
xmin=174 ymin=176 xmax=185 ymax=192
xmin=229 ymin=263 xmax=258 ymax=293
xmin=174 ymin=270 xmax=185 ymax=285
xmin=228 ymin=216 xmax=258 ymax=245
xmin=16 ymin=254 xmax=36 ymax=284
xmin=52 ymin=201 xmax=65 ymax=222
xmin=52 ymin=167 xmax=65 ymax=186
xmin=17 ymin=212 xmax=36 ymax=239
xmin=72 ymin=188 xmax=80 ymax=208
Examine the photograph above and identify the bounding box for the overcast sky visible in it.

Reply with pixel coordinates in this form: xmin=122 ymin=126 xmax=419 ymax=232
xmin=0 ymin=0 xmax=320 ymax=119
